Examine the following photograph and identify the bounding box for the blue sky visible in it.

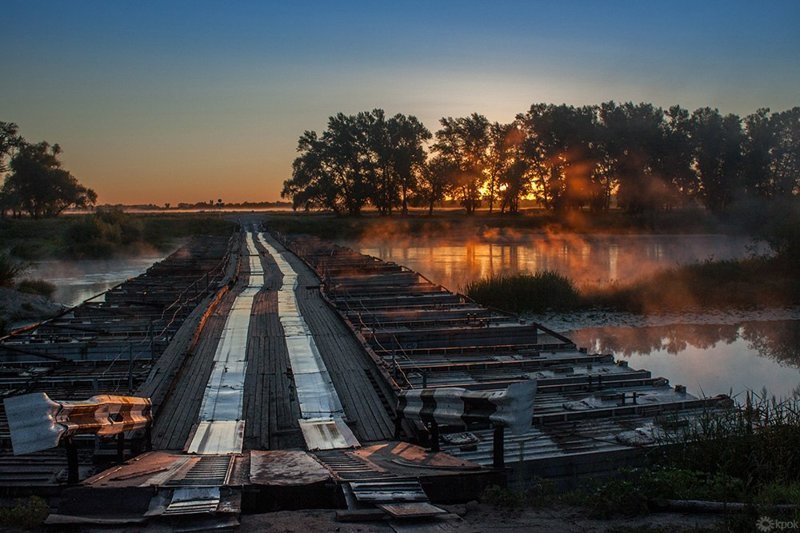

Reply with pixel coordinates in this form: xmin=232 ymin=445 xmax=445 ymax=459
xmin=2 ymin=1 xmax=798 ymax=203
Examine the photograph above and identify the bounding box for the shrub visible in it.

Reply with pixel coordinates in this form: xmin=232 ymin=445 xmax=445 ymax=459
xmin=0 ymin=254 xmax=25 ymax=287
xmin=0 ymin=496 xmax=49 ymax=529
xmin=480 ymin=485 xmax=526 ymax=508
xmin=65 ymin=209 xmax=144 ymax=258
xmin=16 ymin=279 xmax=56 ymax=298
xmin=464 ymin=271 xmax=581 ymax=313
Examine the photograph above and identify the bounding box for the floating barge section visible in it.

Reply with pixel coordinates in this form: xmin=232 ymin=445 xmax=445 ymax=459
xmin=0 ymin=226 xmax=733 ymax=527
xmin=279 ymin=234 xmax=731 ymax=488
xmin=0 ymin=235 xmax=234 ymax=492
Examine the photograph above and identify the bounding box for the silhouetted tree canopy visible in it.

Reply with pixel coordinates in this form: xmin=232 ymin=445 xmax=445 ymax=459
xmin=0 ymin=122 xmax=22 ymax=174
xmin=1 ymin=140 xmax=97 ymax=218
xmin=281 ymin=104 xmax=800 ymax=216
xmin=283 ymin=109 xmax=430 ymax=216
xmin=432 ymin=113 xmax=490 ymax=215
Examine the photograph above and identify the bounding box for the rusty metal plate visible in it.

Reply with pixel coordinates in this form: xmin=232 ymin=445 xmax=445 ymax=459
xmin=378 ymin=502 xmax=447 ymax=518
xmin=349 ymin=480 xmax=428 ymax=503
xmin=249 ymin=450 xmax=331 ymax=486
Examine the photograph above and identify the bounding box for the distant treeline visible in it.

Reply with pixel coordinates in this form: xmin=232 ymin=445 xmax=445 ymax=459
xmin=98 ymin=200 xmax=292 ymax=210
xmin=282 ymin=104 xmax=800 ymax=216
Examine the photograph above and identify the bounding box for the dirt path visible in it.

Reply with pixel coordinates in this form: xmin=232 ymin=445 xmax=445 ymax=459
xmin=241 ymin=503 xmax=723 ymax=532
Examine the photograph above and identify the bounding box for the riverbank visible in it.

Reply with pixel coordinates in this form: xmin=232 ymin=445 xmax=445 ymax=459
xmin=0 ymin=287 xmax=64 ymax=333
xmin=0 ymin=211 xmax=236 ymax=260
xmin=464 ymin=257 xmax=800 ymax=315
xmin=240 ymin=502 xmax=724 ymax=531
xmin=263 ymin=207 xmax=747 ymax=241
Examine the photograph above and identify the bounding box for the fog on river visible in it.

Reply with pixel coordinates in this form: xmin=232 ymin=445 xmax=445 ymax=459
xmin=344 ymin=232 xmax=799 ymax=400
xmin=26 ymin=255 xmax=167 ymax=307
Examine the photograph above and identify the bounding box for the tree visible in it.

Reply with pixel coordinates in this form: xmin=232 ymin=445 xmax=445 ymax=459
xmin=282 ymin=113 xmax=376 ymax=216
xmin=432 ymin=113 xmax=490 ymax=214
xmin=769 ymin=107 xmax=800 ymax=197
xmin=363 ymin=109 xmax=394 ymax=215
xmin=387 ymin=114 xmax=431 ymax=215
xmin=282 ymin=110 xmax=430 ymax=216
xmin=518 ymin=104 xmax=600 ymax=211
xmin=690 ymin=108 xmax=744 ymax=213
xmin=1 ymin=141 xmax=96 ymax=218
xmin=0 ymin=122 xmax=22 ymax=174
xmin=599 ymin=102 xmax=668 ymax=213
xmin=419 ymin=156 xmax=455 ymax=215
xmin=485 ymin=122 xmax=508 ymax=213
xmin=492 ymin=122 xmax=530 ymax=214
xmin=742 ymin=108 xmax=775 ymax=199
xmin=660 ymin=106 xmax=698 ymax=207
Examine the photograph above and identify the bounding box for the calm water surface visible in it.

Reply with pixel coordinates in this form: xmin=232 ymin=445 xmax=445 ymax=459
xmin=346 ymin=233 xmax=764 ymax=291
xmin=344 ymin=233 xmax=797 ymax=399
xmin=27 ymin=256 xmax=166 ymax=307
xmin=568 ymin=320 xmax=800 ymax=399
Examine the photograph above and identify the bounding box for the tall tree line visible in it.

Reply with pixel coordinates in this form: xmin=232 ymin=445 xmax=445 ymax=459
xmin=282 ymin=104 xmax=800 ymax=215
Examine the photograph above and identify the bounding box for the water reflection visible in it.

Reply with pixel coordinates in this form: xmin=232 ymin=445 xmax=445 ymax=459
xmin=569 ymin=320 xmax=800 ymax=399
xmin=346 ymin=234 xmax=765 ymax=291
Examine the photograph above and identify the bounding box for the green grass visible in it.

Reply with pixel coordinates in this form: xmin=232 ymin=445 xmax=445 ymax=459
xmin=0 ymin=496 xmax=49 ymax=529
xmin=463 ymin=271 xmax=581 ymax=313
xmin=478 ymin=394 xmax=800 ymax=527
xmin=660 ymin=392 xmax=800 ymax=490
xmin=463 ymin=257 xmax=800 ymax=314
xmin=587 ymin=257 xmax=799 ymax=312
xmin=0 ymin=211 xmax=236 ymax=260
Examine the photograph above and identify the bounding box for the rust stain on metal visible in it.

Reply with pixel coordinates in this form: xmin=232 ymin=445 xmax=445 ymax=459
xmin=249 ymin=450 xmax=330 ymax=486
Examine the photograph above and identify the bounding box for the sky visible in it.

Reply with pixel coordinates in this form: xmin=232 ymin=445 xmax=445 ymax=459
xmin=2 ymin=1 xmax=799 ymax=205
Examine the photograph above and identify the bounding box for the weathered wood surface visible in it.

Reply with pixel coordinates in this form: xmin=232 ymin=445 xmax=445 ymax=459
xmin=240 ymin=262 xmax=303 ymax=450
xmin=258 ymin=233 xmax=395 ymax=444
xmin=151 ymin=235 xmax=246 ymax=450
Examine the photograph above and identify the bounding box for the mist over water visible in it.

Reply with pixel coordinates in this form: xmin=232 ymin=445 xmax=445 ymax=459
xmin=345 ymin=233 xmax=767 ymax=291
xmin=27 ymin=256 xmax=166 ymax=307
xmin=343 ymin=232 xmax=797 ymax=399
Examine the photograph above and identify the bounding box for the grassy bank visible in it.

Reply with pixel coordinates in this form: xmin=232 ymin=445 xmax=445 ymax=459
xmin=464 ymin=257 xmax=800 ymax=314
xmin=481 ymin=393 xmax=800 ymax=531
xmin=0 ymin=211 xmax=236 ymax=260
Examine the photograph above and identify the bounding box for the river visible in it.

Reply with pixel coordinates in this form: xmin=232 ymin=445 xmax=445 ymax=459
xmin=31 ymin=235 xmax=800 ymax=399
xmin=343 ymin=233 xmax=800 ymax=400
xmin=26 ymin=255 xmax=167 ymax=307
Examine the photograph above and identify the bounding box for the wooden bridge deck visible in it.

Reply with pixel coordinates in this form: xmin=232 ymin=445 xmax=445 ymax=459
xmin=152 ymin=229 xmax=395 ymax=452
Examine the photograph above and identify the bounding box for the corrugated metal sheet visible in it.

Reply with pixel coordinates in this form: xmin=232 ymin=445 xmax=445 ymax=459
xmin=188 ymin=232 xmax=263 ymax=454
xmin=165 ymin=455 xmax=235 ymax=487
xmin=162 ymin=487 xmax=220 ymax=516
xmin=398 ymin=380 xmax=536 ymax=434
xmin=299 ymin=418 xmax=360 ymax=451
xmin=258 ymin=234 xmax=357 ymax=450
xmin=187 ymin=421 xmax=246 ymax=455
xmin=4 ymin=392 xmax=152 ymax=455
